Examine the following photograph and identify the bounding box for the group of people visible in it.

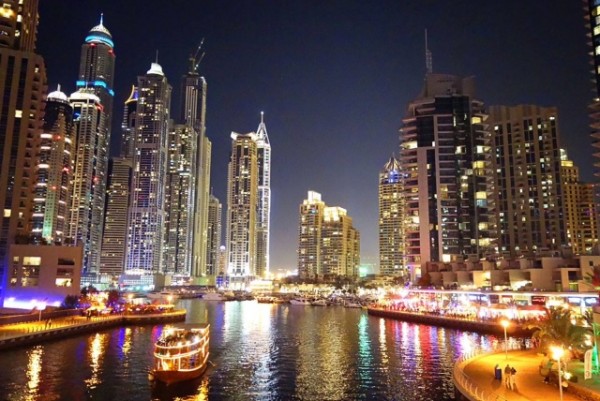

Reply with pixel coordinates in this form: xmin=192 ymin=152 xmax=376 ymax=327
xmin=495 ymin=363 xmax=517 ymax=389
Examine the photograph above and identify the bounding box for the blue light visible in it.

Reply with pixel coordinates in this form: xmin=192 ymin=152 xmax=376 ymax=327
xmin=109 ymin=89 xmax=115 ymax=96
xmin=93 ymin=80 xmax=107 ymax=89
xmin=75 ymin=80 xmax=86 ymax=87
xmin=74 ymin=79 xmax=114 ymax=96
xmin=85 ymin=34 xmax=114 ymax=48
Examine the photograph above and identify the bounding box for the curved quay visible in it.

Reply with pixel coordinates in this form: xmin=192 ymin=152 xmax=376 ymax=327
xmin=0 ymin=310 xmax=186 ymax=351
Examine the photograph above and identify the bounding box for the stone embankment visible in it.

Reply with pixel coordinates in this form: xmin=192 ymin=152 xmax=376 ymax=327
xmin=0 ymin=310 xmax=186 ymax=350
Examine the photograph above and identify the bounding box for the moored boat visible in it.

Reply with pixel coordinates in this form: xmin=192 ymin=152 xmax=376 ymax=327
xmin=201 ymin=292 xmax=225 ymax=301
xmin=149 ymin=323 xmax=210 ymax=385
xmin=311 ymin=298 xmax=328 ymax=306
xmin=290 ymin=297 xmax=312 ymax=305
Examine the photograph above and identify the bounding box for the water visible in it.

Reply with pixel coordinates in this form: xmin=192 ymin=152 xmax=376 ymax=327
xmin=0 ymin=299 xmax=501 ymax=401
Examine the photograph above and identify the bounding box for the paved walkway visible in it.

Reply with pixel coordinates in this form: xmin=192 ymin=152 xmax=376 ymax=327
xmin=463 ymin=349 xmax=589 ymax=401
xmin=0 ymin=314 xmax=120 ymax=340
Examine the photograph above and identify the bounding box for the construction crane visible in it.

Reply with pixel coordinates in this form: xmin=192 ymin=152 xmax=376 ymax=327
xmin=189 ymin=38 xmax=206 ymax=73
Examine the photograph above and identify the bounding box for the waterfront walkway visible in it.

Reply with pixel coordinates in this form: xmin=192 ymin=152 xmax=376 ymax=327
xmin=457 ymin=348 xmax=600 ymax=401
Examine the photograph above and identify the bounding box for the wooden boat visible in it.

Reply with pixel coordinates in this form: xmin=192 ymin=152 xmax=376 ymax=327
xmin=149 ymin=323 xmax=210 ymax=385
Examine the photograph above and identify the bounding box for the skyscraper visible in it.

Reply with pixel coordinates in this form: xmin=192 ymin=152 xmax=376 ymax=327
xmin=0 ymin=0 xmax=46 ymax=288
xmin=378 ymin=155 xmax=406 ymax=277
xmin=226 ymin=132 xmax=258 ymax=281
xmin=32 ymin=86 xmax=75 ymax=245
xmin=126 ymin=62 xmax=171 ymax=275
xmin=164 ymin=124 xmax=197 ymax=276
xmin=297 ymin=191 xmax=360 ymax=279
xmin=584 ymin=1 xmax=600 ymax=177
xmin=399 ymin=74 xmax=493 ymax=280
xmin=68 ymin=90 xmax=105 ymax=272
xmin=206 ymin=192 xmax=222 ymax=276
xmin=255 ymin=112 xmax=271 ymax=278
xmin=560 ymin=149 xmax=598 ymax=255
xmin=99 ymin=86 xmax=136 ymax=278
xmin=488 ymin=105 xmax=565 ymax=256
xmin=70 ymin=16 xmax=115 ymax=274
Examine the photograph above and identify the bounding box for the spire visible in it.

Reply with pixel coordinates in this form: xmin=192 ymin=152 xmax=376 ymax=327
xmin=155 ymin=49 xmax=159 ymax=64
xmin=260 ymin=111 xmax=264 ymax=124
xmin=100 ymin=13 xmax=104 ymax=26
xmin=425 ymin=29 xmax=433 ymax=75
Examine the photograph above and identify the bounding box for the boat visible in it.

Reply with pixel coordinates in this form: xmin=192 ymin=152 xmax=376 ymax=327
xmin=256 ymin=296 xmax=275 ymax=303
xmin=149 ymin=323 xmax=210 ymax=385
xmin=289 ymin=297 xmax=313 ymax=305
xmin=201 ymin=292 xmax=225 ymax=301
xmin=311 ymin=298 xmax=328 ymax=306
xmin=344 ymin=301 xmax=362 ymax=308
xmin=147 ymin=291 xmax=179 ymax=302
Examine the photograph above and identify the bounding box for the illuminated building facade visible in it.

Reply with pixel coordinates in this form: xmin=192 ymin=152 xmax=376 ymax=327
xmin=206 ymin=192 xmax=222 ymax=276
xmin=32 ymin=87 xmax=75 ymax=245
xmin=560 ymin=149 xmax=598 ymax=255
xmin=226 ymin=132 xmax=258 ymax=279
xmin=0 ymin=0 xmax=46 ymax=291
xmin=126 ymin=62 xmax=171 ymax=274
xmin=255 ymin=113 xmax=271 ymax=278
xmin=164 ymin=124 xmax=197 ymax=276
xmin=584 ymin=1 xmax=600 ymax=178
xmin=488 ymin=105 xmax=565 ymax=255
xmin=297 ymin=191 xmax=360 ymax=279
xmin=399 ymin=74 xmax=493 ymax=280
xmin=68 ymin=90 xmax=105 ymax=273
xmin=378 ymin=155 xmax=406 ymax=277
xmin=99 ymin=87 xmax=136 ymax=277
xmin=70 ymin=17 xmax=115 ymax=274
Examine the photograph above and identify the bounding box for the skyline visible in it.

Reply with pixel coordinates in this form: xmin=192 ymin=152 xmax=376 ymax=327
xmin=37 ymin=1 xmax=591 ymax=271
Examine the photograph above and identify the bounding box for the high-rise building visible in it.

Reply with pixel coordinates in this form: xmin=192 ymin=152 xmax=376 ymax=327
xmin=298 ymin=191 xmax=324 ymax=278
xmin=99 ymin=157 xmax=132 ymax=277
xmin=561 ymin=149 xmax=598 ymax=255
xmin=32 ymin=86 xmax=75 ymax=245
xmin=206 ymin=192 xmax=222 ymax=276
xmin=297 ymin=191 xmax=360 ymax=279
xmin=70 ymin=16 xmax=115 ymax=274
xmin=126 ymin=62 xmax=171 ymax=275
xmin=584 ymin=1 xmax=600 ymax=177
xmin=255 ymin=112 xmax=271 ymax=277
xmin=488 ymin=105 xmax=565 ymax=256
xmin=164 ymin=124 xmax=197 ymax=276
xmin=399 ymin=74 xmax=493 ymax=280
xmin=68 ymin=90 xmax=106 ymax=272
xmin=226 ymin=132 xmax=258 ymax=280
xmin=0 ymin=0 xmax=46 ymax=289
xmin=120 ymin=85 xmax=137 ymax=159
xmin=378 ymin=155 xmax=406 ymax=277
xmin=179 ymin=56 xmax=211 ymax=280
xmin=99 ymin=86 xmax=136 ymax=278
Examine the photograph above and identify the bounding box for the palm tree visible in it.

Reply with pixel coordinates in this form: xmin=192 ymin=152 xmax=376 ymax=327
xmin=526 ymin=308 xmax=592 ymax=358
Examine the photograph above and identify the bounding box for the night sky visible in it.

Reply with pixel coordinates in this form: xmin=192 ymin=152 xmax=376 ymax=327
xmin=37 ymin=1 xmax=591 ymax=272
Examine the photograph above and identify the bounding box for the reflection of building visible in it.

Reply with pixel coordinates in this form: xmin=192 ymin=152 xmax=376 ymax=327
xmin=126 ymin=62 xmax=171 ymax=275
xmin=488 ymin=105 xmax=565 ymax=256
xmin=378 ymin=155 xmax=406 ymax=277
xmin=206 ymin=192 xmax=222 ymax=276
xmin=560 ymin=149 xmax=598 ymax=255
xmin=255 ymin=113 xmax=271 ymax=277
xmin=297 ymin=191 xmax=360 ymax=279
xmin=399 ymin=74 xmax=492 ymax=281
xmin=226 ymin=133 xmax=258 ymax=279
xmin=32 ymin=87 xmax=75 ymax=245
xmin=0 ymin=0 xmax=47 ymax=288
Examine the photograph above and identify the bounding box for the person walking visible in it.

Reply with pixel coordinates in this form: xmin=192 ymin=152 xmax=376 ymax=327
xmin=504 ymin=364 xmax=512 ymax=388
xmin=510 ymin=366 xmax=517 ymax=389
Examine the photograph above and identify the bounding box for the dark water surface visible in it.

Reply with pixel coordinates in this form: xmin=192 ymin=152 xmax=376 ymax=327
xmin=0 ymin=300 xmax=501 ymax=401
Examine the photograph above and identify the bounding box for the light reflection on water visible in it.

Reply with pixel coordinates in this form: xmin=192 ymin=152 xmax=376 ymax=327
xmin=0 ymin=300 xmax=504 ymax=401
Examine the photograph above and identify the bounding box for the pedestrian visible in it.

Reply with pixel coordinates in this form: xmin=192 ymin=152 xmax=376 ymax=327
xmin=48 ymin=319 xmax=52 ymax=328
xmin=494 ymin=364 xmax=502 ymax=381
xmin=510 ymin=366 xmax=517 ymax=389
xmin=504 ymin=364 xmax=511 ymax=388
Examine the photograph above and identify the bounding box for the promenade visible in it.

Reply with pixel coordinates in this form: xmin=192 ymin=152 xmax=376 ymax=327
xmin=0 ymin=311 xmax=186 ymax=350
xmin=455 ymin=347 xmax=600 ymax=401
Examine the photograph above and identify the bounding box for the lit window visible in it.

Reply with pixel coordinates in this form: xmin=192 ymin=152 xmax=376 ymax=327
xmin=4 ymin=209 xmax=10 ymax=217
xmin=23 ymin=256 xmax=41 ymax=266
xmin=15 ymin=110 xmax=22 ymax=118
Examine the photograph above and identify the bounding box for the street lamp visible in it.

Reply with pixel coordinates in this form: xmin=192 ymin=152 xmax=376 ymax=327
xmin=551 ymin=346 xmax=565 ymax=401
xmin=501 ymin=319 xmax=510 ymax=360
xmin=37 ymin=301 xmax=46 ymax=322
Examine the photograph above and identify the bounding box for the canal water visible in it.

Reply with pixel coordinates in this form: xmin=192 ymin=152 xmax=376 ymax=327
xmin=0 ymin=299 xmax=502 ymax=401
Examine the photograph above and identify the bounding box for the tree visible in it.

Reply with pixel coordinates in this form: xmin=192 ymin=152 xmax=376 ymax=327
xmin=417 ymin=272 xmax=432 ymax=288
xmin=61 ymin=295 xmax=79 ymax=309
xmin=526 ymin=308 xmax=591 ymax=358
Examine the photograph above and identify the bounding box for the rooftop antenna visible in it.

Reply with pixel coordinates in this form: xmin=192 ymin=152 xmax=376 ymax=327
xmin=155 ymin=49 xmax=159 ymax=64
xmin=425 ymin=29 xmax=433 ymax=74
xmin=99 ymin=13 xmax=104 ymax=26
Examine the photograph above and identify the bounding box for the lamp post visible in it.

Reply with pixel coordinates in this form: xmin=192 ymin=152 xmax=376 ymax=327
xmin=37 ymin=302 xmax=46 ymax=321
xmin=501 ymin=319 xmax=510 ymax=360
xmin=551 ymin=346 xmax=565 ymax=401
